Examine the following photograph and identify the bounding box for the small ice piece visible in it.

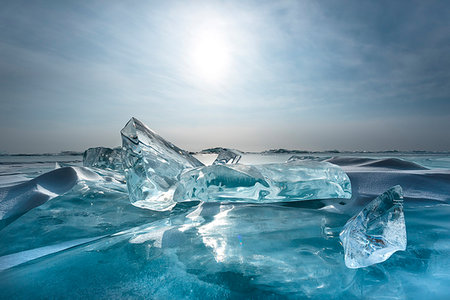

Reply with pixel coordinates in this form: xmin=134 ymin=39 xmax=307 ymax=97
xmin=121 ymin=118 xmax=204 ymax=211
xmin=287 ymin=155 xmax=327 ymax=162
xmin=339 ymin=185 xmax=407 ymax=268
xmin=174 ymin=160 xmax=351 ymax=203
xmin=213 ymin=148 xmax=242 ymax=165
xmin=83 ymin=147 xmax=123 ymax=171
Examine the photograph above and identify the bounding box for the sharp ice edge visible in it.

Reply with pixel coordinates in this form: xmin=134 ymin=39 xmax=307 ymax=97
xmin=83 ymin=147 xmax=123 ymax=172
xmin=121 ymin=118 xmax=351 ymax=211
xmin=121 ymin=117 xmax=204 ymax=211
xmin=340 ymin=185 xmax=407 ymax=268
xmin=213 ymin=148 xmax=242 ymax=165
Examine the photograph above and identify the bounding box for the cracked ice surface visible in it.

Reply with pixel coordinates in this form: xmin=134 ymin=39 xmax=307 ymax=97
xmin=340 ymin=185 xmax=407 ymax=268
xmin=121 ymin=118 xmax=204 ymax=211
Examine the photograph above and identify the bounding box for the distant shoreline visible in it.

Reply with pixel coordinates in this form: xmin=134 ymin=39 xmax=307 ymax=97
xmin=1 ymin=148 xmax=449 ymax=156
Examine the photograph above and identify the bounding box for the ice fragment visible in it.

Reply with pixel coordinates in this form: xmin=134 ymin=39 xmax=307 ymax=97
xmin=174 ymin=160 xmax=351 ymax=203
xmin=213 ymin=148 xmax=242 ymax=165
xmin=340 ymin=185 xmax=407 ymax=268
xmin=121 ymin=118 xmax=204 ymax=211
xmin=83 ymin=147 xmax=123 ymax=171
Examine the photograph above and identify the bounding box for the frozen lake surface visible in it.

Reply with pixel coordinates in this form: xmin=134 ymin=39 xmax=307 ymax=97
xmin=0 ymin=152 xmax=449 ymax=299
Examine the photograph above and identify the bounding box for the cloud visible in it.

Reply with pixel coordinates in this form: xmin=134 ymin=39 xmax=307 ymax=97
xmin=0 ymin=0 xmax=449 ymax=152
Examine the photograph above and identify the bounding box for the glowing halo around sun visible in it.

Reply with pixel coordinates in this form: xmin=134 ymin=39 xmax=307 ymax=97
xmin=189 ymin=28 xmax=232 ymax=84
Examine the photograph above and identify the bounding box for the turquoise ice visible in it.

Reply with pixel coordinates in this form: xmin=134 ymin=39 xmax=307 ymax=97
xmin=83 ymin=147 xmax=123 ymax=171
xmin=174 ymin=161 xmax=351 ymax=203
xmin=340 ymin=185 xmax=407 ymax=268
xmin=0 ymin=151 xmax=449 ymax=299
xmin=121 ymin=118 xmax=351 ymax=211
xmin=121 ymin=118 xmax=204 ymax=211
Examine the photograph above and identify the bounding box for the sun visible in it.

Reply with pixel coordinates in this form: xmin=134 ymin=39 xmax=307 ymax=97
xmin=190 ymin=28 xmax=231 ymax=83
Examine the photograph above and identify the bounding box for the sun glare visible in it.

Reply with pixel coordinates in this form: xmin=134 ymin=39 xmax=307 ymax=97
xmin=190 ymin=29 xmax=231 ymax=83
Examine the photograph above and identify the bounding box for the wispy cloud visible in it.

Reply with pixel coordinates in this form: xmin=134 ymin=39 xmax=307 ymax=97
xmin=0 ymin=0 xmax=449 ymax=152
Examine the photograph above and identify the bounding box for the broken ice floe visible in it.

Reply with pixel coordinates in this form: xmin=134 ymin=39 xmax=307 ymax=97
xmin=174 ymin=161 xmax=351 ymax=203
xmin=121 ymin=117 xmax=204 ymax=211
xmin=212 ymin=148 xmax=242 ymax=165
xmin=121 ymin=118 xmax=351 ymax=211
xmin=340 ymin=185 xmax=407 ymax=268
xmin=83 ymin=147 xmax=123 ymax=171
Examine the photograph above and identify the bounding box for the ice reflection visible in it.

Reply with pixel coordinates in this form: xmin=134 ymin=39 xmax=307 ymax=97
xmin=184 ymin=202 xmax=355 ymax=296
xmin=178 ymin=204 xmax=205 ymax=233
xmin=116 ymin=202 xmax=356 ymax=295
xmin=198 ymin=205 xmax=235 ymax=262
xmin=129 ymin=222 xmax=173 ymax=247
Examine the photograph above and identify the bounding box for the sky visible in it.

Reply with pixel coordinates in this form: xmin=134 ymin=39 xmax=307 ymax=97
xmin=0 ymin=0 xmax=449 ymax=153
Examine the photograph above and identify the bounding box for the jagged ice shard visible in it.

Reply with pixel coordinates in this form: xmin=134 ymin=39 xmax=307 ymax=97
xmin=213 ymin=148 xmax=242 ymax=165
xmin=83 ymin=147 xmax=123 ymax=171
xmin=121 ymin=118 xmax=204 ymax=211
xmin=340 ymin=185 xmax=407 ymax=268
xmin=174 ymin=161 xmax=351 ymax=203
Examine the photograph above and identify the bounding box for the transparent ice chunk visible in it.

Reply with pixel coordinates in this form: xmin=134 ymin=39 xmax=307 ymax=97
xmin=174 ymin=160 xmax=351 ymax=203
xmin=339 ymin=185 xmax=407 ymax=268
xmin=83 ymin=147 xmax=123 ymax=171
xmin=121 ymin=118 xmax=204 ymax=211
xmin=287 ymin=155 xmax=328 ymax=162
xmin=213 ymin=148 xmax=242 ymax=165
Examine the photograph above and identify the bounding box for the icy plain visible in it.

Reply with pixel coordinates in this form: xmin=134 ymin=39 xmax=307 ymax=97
xmin=0 ymin=120 xmax=449 ymax=299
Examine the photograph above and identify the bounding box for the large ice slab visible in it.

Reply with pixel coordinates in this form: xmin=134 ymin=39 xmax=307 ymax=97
xmin=174 ymin=161 xmax=351 ymax=203
xmin=340 ymin=185 xmax=407 ymax=268
xmin=121 ymin=118 xmax=204 ymax=211
xmin=213 ymin=148 xmax=242 ymax=165
xmin=0 ymin=166 xmax=111 ymax=229
xmin=83 ymin=147 xmax=123 ymax=171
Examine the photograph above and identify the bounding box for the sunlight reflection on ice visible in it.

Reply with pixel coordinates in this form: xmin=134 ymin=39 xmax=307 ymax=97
xmin=198 ymin=205 xmax=235 ymax=263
